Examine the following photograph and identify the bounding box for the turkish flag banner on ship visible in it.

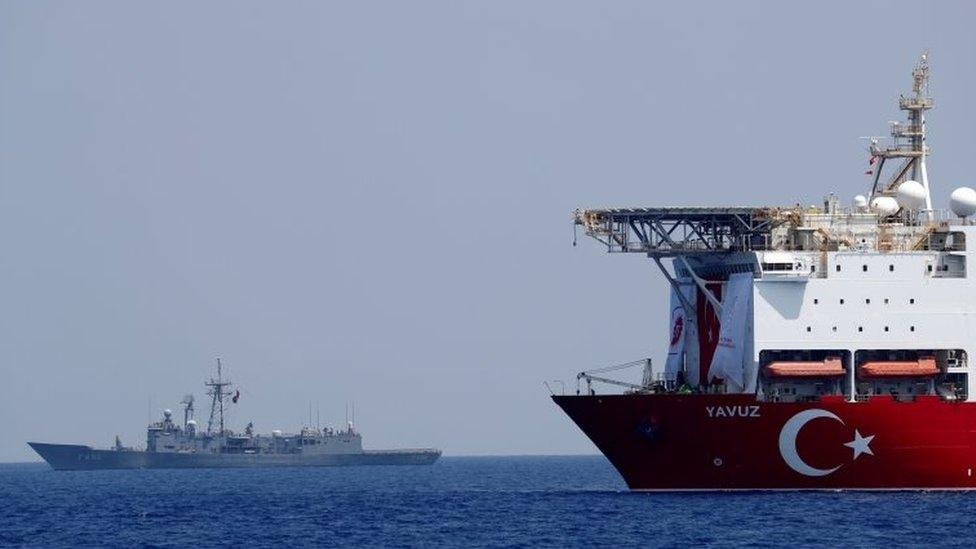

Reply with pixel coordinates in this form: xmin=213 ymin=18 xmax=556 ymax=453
xmin=708 ymin=272 xmax=752 ymax=390
xmin=663 ymin=285 xmax=693 ymax=381
xmin=695 ymin=283 xmax=722 ymax=384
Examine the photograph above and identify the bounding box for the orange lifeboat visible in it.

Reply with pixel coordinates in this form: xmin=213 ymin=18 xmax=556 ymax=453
xmin=859 ymin=357 xmax=938 ymax=377
xmin=764 ymin=357 xmax=845 ymax=377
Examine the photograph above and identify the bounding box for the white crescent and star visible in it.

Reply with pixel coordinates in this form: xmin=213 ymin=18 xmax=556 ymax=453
xmin=778 ymin=409 xmax=875 ymax=477
xmin=844 ymin=429 xmax=875 ymax=459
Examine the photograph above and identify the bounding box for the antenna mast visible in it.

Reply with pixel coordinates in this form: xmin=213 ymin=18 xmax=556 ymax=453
xmin=181 ymin=394 xmax=195 ymax=429
xmin=869 ymin=52 xmax=933 ymax=212
xmin=205 ymin=358 xmax=233 ymax=435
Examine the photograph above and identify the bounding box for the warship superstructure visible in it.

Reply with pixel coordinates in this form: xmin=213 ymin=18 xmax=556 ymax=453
xmin=29 ymin=360 xmax=440 ymax=470
xmin=555 ymin=53 xmax=976 ymax=490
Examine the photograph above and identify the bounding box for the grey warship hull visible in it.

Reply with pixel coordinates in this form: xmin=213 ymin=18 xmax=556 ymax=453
xmin=28 ymin=442 xmax=441 ymax=471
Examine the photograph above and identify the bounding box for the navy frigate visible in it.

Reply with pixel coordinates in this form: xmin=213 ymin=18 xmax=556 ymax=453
xmin=29 ymin=360 xmax=441 ymax=470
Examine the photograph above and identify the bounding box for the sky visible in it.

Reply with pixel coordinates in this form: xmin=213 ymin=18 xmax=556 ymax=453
xmin=2 ymin=1 xmax=975 ymax=462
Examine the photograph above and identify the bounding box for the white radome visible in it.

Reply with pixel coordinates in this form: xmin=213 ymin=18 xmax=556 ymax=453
xmin=853 ymin=195 xmax=868 ymax=211
xmin=870 ymin=196 xmax=899 ymax=216
xmin=950 ymin=186 xmax=976 ymax=217
xmin=896 ymin=180 xmax=927 ymax=209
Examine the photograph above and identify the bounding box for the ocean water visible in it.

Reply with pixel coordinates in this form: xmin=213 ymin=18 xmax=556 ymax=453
xmin=1 ymin=455 xmax=973 ymax=547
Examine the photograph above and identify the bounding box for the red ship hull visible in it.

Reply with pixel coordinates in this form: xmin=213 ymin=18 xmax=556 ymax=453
xmin=553 ymin=393 xmax=976 ymax=490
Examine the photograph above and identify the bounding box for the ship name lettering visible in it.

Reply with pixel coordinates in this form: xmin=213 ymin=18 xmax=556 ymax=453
xmin=706 ymin=405 xmax=761 ymax=418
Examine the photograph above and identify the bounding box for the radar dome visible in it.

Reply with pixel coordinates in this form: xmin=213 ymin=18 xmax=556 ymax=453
xmin=896 ymin=180 xmax=927 ymax=209
xmin=186 ymin=419 xmax=197 ymax=426
xmin=853 ymin=195 xmax=868 ymax=211
xmin=950 ymin=186 xmax=976 ymax=217
xmin=163 ymin=409 xmax=172 ymax=418
xmin=870 ymin=196 xmax=899 ymax=216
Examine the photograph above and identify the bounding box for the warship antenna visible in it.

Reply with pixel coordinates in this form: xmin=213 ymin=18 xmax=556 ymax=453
xmin=869 ymin=51 xmax=933 ymax=214
xmin=205 ymin=358 xmax=233 ymax=435
xmin=181 ymin=394 xmax=195 ymax=429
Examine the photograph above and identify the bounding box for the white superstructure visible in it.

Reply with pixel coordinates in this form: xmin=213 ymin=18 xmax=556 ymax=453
xmin=574 ymin=53 xmax=976 ymax=404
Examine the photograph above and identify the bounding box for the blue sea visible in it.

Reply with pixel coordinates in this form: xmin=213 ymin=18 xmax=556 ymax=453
xmin=1 ymin=455 xmax=973 ymax=547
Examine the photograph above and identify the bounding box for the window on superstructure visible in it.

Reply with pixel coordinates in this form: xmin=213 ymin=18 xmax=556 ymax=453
xmin=858 ymin=327 xmax=863 ymax=332
xmin=814 ymin=299 xmax=819 ymax=304
xmin=863 ymin=265 xmax=868 ymax=272
xmin=865 ymin=298 xmax=871 ymax=304
xmin=910 ymin=298 xmax=915 ymax=304
xmin=910 ymin=326 xmax=916 ymax=332
xmin=928 ymin=265 xmax=933 ymax=272
xmin=836 ymin=265 xmax=841 ymax=272
xmin=884 ymin=298 xmax=890 ymax=304
xmin=840 ymin=299 xmax=845 ymax=305
xmin=806 ymin=326 xmax=811 ymax=332
xmin=884 ymin=326 xmax=890 ymax=332
xmin=889 ymin=265 xmax=895 ymax=272
xmin=832 ymin=326 xmax=837 ymax=332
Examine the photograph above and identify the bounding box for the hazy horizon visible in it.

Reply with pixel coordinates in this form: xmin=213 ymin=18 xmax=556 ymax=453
xmin=3 ymin=1 xmax=976 ymax=462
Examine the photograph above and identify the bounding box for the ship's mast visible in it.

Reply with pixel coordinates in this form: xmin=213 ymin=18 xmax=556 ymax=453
xmin=181 ymin=394 xmax=194 ymax=429
xmin=869 ymin=52 xmax=933 ymax=211
xmin=205 ymin=358 xmax=233 ymax=435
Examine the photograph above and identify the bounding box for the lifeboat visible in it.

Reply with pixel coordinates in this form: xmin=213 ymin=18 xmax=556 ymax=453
xmin=859 ymin=357 xmax=938 ymax=377
xmin=764 ymin=356 xmax=845 ymax=377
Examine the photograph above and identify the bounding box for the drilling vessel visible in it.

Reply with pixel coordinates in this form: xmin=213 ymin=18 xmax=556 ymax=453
xmin=555 ymin=53 xmax=976 ymax=490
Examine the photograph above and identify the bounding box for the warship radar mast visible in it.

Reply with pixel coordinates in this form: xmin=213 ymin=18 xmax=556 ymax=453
xmin=205 ymin=358 xmax=233 ymax=435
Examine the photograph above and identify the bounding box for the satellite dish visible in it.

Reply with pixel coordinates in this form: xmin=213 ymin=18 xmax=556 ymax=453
xmin=870 ymin=196 xmax=899 ymax=216
xmin=896 ymin=180 xmax=927 ymax=209
xmin=950 ymin=187 xmax=976 ymax=217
